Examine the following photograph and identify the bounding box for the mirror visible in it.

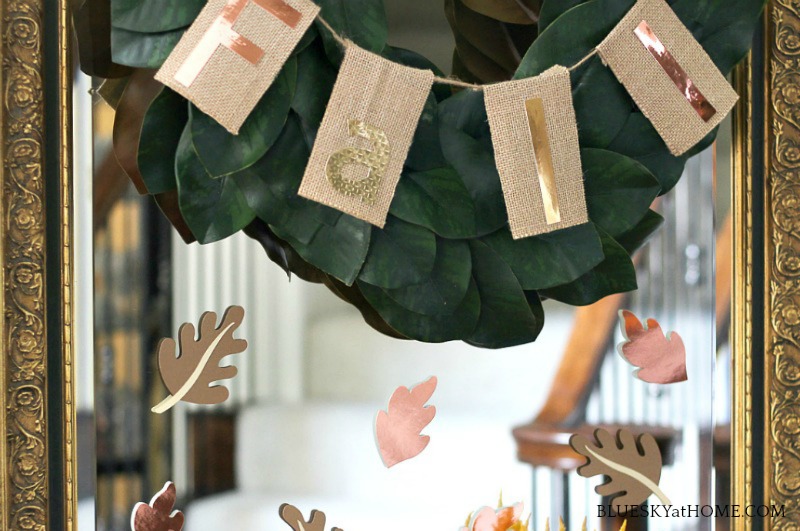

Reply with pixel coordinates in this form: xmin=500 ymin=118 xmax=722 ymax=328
xmin=62 ymin=1 xmax=760 ymax=530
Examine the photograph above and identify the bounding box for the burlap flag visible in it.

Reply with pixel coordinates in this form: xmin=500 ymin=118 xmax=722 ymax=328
xmin=155 ymin=0 xmax=319 ymax=134
xmin=597 ymin=0 xmax=738 ymax=156
xmin=484 ymin=66 xmax=588 ymax=239
xmin=298 ymin=45 xmax=434 ymax=227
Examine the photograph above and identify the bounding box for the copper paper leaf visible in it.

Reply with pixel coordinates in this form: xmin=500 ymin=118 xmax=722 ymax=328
xmin=375 ymin=376 xmax=437 ymax=467
xmin=617 ymin=310 xmax=688 ymax=384
xmin=569 ymin=428 xmax=670 ymax=507
xmin=152 ymin=306 xmax=247 ymax=413
xmin=131 ymin=482 xmax=185 ymax=531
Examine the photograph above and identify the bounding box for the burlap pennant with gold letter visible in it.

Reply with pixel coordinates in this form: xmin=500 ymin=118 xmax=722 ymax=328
xmin=155 ymin=0 xmax=319 ymax=134
xmin=484 ymin=66 xmax=588 ymax=239
xmin=597 ymin=0 xmax=738 ymax=156
xmin=298 ymin=45 xmax=434 ymax=228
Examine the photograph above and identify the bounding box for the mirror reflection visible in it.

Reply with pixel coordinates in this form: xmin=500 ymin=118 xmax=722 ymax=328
xmin=74 ymin=1 xmax=734 ymax=530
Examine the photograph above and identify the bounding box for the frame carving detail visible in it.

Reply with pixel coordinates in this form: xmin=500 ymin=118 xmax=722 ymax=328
xmin=1 ymin=0 xmax=49 ymax=529
xmin=768 ymin=1 xmax=800 ymax=528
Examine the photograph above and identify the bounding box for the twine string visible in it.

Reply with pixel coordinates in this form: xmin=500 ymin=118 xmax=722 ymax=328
xmin=315 ymin=14 xmax=600 ymax=91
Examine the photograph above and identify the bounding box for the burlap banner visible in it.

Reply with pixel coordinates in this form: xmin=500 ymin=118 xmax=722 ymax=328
xmin=597 ymin=0 xmax=738 ymax=156
xmin=156 ymin=0 xmax=319 ymax=134
xmin=298 ymin=45 xmax=434 ymax=228
xmin=484 ymin=66 xmax=588 ymax=239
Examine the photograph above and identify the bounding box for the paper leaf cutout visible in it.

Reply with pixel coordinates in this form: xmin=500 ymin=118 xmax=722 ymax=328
xmin=617 ymin=310 xmax=687 ymax=384
xmin=570 ymin=428 xmax=670 ymax=506
xmin=375 ymin=376 xmax=438 ymax=468
xmin=279 ymin=503 xmax=343 ymax=531
xmin=152 ymin=305 xmax=247 ymax=413
xmin=131 ymin=482 xmax=185 ymax=531
xmin=461 ymin=502 xmax=526 ymax=531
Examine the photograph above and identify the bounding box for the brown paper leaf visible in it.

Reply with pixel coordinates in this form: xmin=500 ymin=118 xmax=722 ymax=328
xmin=279 ymin=504 xmax=343 ymax=531
xmin=131 ymin=482 xmax=185 ymax=531
xmin=617 ymin=310 xmax=687 ymax=384
xmin=152 ymin=305 xmax=247 ymax=413
xmin=375 ymin=376 xmax=437 ymax=468
xmin=569 ymin=428 xmax=670 ymax=507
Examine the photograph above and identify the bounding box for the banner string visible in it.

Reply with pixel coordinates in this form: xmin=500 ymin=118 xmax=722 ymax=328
xmin=315 ymin=14 xmax=600 ymax=91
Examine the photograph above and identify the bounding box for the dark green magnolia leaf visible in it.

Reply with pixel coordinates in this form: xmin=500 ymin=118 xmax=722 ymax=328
xmin=112 ymin=0 xmax=203 ymax=33
xmin=292 ymin=23 xmax=320 ymax=57
xmin=358 ymin=278 xmax=481 ymax=342
xmin=138 ymin=88 xmax=187 ymax=194
xmin=482 ymin=223 xmax=604 ymax=290
xmin=384 ymin=238 xmax=472 ymax=316
xmin=292 ymin=38 xmax=336 ymax=127
xmin=191 ymin=59 xmax=297 ymax=178
xmin=230 ymin=115 xmax=371 ymax=284
xmin=516 ymin=0 xmax=634 ymax=79
xmin=460 ymin=0 xmax=540 ymax=25
xmin=540 ymin=228 xmax=637 ymax=305
xmin=231 ymin=114 xmax=337 ymax=245
xmin=323 ymin=276 xmax=408 ymax=339
xmin=606 ymin=112 xmax=687 ymax=193
xmin=439 ymin=126 xmax=505 ymax=236
xmin=282 ymin=214 xmax=372 ymax=286
xmin=390 ymin=167 xmax=478 ymax=239
xmin=359 ymin=217 xmax=437 ymax=289
xmin=111 ymin=27 xmax=184 ymax=68
xmin=538 ymin=0 xmax=587 ymax=33
xmin=466 ymin=241 xmax=544 ymax=348
xmin=243 ymin=218 xmax=291 ymax=278
xmin=175 ymin=126 xmax=256 ymax=243
xmin=446 ymin=0 xmax=539 ymax=83
xmin=582 ymin=148 xmax=661 ymax=238
xmin=404 ymin=95 xmax=448 ymax=171
xmin=438 ymin=88 xmax=488 ymax=139
xmin=316 ymin=0 xmax=388 ymax=62
xmin=571 ymin=61 xmax=632 ymax=149
xmin=615 ymin=209 xmax=664 ymax=254
xmin=672 ymin=0 xmax=766 ymax=73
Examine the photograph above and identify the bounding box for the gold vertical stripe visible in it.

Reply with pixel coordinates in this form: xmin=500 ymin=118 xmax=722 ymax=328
xmin=524 ymin=97 xmax=561 ymax=225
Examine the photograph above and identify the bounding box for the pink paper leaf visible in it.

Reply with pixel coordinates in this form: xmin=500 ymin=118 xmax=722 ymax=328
xmin=617 ymin=310 xmax=687 ymax=384
xmin=375 ymin=376 xmax=437 ymax=468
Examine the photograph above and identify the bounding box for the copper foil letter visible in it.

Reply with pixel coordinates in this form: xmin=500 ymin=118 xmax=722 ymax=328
xmin=524 ymin=97 xmax=561 ymax=225
xmin=633 ymin=20 xmax=716 ymax=122
xmin=175 ymin=0 xmax=302 ymax=88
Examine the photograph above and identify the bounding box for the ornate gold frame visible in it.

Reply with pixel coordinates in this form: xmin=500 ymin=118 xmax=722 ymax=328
xmin=0 ymin=0 xmax=791 ymax=529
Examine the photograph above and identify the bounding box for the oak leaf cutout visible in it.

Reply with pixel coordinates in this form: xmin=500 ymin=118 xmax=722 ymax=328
xmin=152 ymin=305 xmax=247 ymax=413
xmin=375 ymin=376 xmax=437 ymax=468
xmin=617 ymin=310 xmax=687 ymax=384
xmin=279 ymin=503 xmax=343 ymax=531
xmin=570 ymin=428 xmax=670 ymax=507
xmin=130 ymin=482 xmax=184 ymax=531
xmin=460 ymin=501 xmax=526 ymax=531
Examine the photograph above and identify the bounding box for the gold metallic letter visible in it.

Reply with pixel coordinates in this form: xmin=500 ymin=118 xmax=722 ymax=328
xmin=175 ymin=0 xmax=302 ymax=88
xmin=525 ymin=97 xmax=561 ymax=225
xmin=325 ymin=120 xmax=391 ymax=206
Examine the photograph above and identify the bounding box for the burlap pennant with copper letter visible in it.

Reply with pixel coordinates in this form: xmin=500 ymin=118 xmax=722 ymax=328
xmin=597 ymin=0 xmax=738 ymax=156
xmin=484 ymin=66 xmax=588 ymax=239
xmin=155 ymin=0 xmax=319 ymax=134
xmin=299 ymin=45 xmax=434 ymax=227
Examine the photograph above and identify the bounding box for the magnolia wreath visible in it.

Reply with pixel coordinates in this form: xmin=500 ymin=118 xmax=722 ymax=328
xmin=104 ymin=0 xmax=763 ymax=348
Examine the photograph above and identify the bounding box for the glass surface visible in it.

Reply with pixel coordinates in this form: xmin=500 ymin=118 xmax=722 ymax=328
xmin=72 ymin=2 xmax=731 ymax=529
